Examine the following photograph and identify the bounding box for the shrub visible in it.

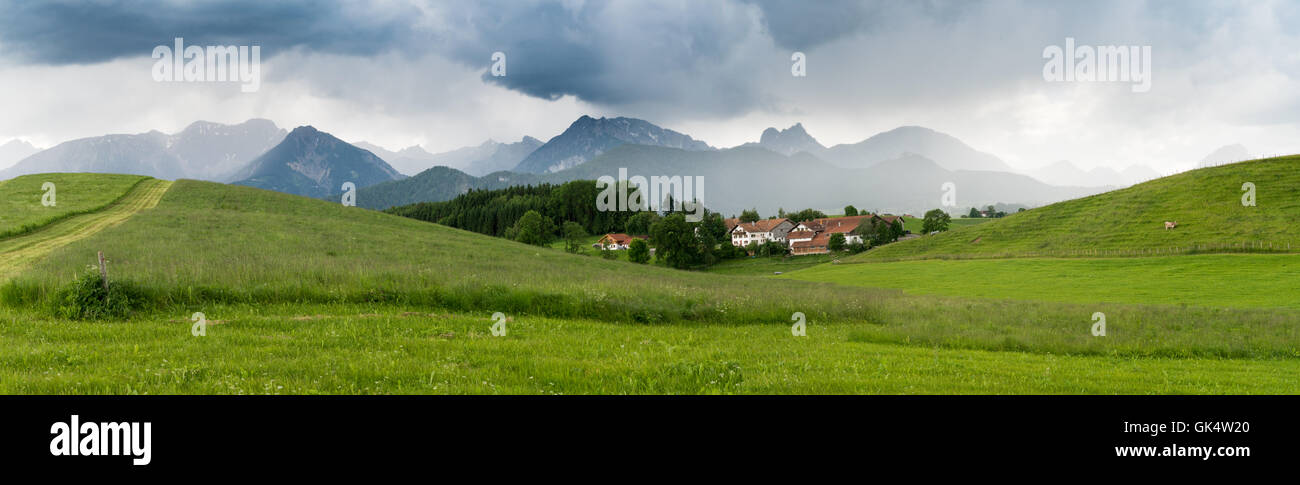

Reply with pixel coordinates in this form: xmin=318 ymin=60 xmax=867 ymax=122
xmin=49 ymin=266 xmax=146 ymax=320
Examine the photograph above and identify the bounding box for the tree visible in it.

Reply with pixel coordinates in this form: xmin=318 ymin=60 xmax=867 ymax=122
xmin=627 ymin=238 xmax=650 ymax=264
xmin=759 ymin=240 xmax=787 ymax=257
xmin=828 ymin=233 xmax=846 ymax=252
xmin=739 ymin=208 xmax=760 ymax=223
xmin=511 ymin=210 xmax=553 ymax=246
xmin=843 ymin=205 xmax=858 ymax=216
xmin=561 ymin=221 xmax=587 ymax=253
xmin=921 ymin=209 xmax=951 ymax=234
xmin=968 ymin=207 xmax=981 ymax=218
xmin=847 ymin=241 xmax=868 ymax=254
xmin=625 ymin=211 xmax=660 ymax=235
xmin=649 ymin=213 xmax=700 ymax=269
xmin=788 ymin=208 xmax=828 ymax=222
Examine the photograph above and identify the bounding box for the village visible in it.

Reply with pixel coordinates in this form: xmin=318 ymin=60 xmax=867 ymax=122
xmin=594 ymin=213 xmax=911 ymax=256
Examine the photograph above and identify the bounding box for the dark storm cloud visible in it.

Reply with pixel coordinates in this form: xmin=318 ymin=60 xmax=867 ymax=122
xmin=0 ymin=0 xmax=421 ymax=64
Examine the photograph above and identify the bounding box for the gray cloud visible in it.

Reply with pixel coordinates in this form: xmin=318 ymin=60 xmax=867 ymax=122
xmin=0 ymin=0 xmax=422 ymax=64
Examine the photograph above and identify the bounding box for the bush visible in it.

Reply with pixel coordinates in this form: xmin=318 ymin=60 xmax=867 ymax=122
xmin=49 ymin=266 xmax=146 ymax=320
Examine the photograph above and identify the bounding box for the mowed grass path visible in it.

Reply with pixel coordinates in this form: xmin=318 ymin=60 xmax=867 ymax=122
xmin=0 ymin=179 xmax=171 ymax=278
xmin=787 ymin=254 xmax=1300 ymax=309
xmin=0 ymin=173 xmax=147 ymax=238
xmin=1 ymin=304 xmax=1295 ymax=394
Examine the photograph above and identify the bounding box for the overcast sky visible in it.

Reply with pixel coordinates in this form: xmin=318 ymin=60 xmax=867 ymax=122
xmin=1 ymin=0 xmax=1298 ymax=173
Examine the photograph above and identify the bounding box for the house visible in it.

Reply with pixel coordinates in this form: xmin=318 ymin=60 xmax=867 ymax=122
xmin=730 ymin=218 xmax=795 ymax=247
xmin=596 ymin=233 xmax=646 ymax=250
xmin=785 ymin=214 xmax=905 ymax=254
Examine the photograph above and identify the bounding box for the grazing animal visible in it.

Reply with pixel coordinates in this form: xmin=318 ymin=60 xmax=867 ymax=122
xmin=1164 ymin=221 xmax=1178 ymax=230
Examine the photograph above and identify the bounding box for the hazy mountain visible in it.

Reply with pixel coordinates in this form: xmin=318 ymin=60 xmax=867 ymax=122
xmin=1119 ymin=164 xmax=1161 ymax=183
xmin=460 ymin=137 xmax=543 ymax=176
xmin=1199 ymin=144 xmax=1253 ymax=168
xmin=363 ymin=143 xmax=1102 ymax=215
xmin=820 ymin=126 xmax=1015 ymax=172
xmin=233 ymin=126 xmax=404 ymax=198
xmin=0 ymin=139 xmax=42 ymax=170
xmin=0 ymin=119 xmax=285 ymax=181
xmin=353 ymin=142 xmax=438 ymax=176
xmin=742 ymin=123 xmax=826 ymax=156
xmin=355 ymin=137 xmax=542 ymax=177
xmin=512 ymin=116 xmax=712 ymax=174
xmin=1029 ymin=160 xmax=1161 ymax=187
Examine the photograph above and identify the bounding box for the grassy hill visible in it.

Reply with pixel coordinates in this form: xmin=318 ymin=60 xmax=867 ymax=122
xmin=853 ymin=156 xmax=1300 ymax=261
xmin=0 ymin=173 xmax=147 ymax=238
xmin=2 ymin=175 xmax=1299 ymax=393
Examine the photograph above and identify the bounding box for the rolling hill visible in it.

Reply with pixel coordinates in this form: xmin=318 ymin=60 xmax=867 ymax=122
xmin=850 ymin=155 xmax=1300 ymax=261
xmin=3 ymin=173 xmax=1299 ymax=393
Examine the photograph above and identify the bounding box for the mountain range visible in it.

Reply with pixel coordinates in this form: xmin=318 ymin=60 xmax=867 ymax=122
xmin=232 ymin=126 xmax=404 ymax=198
xmin=0 ymin=119 xmax=286 ymax=182
xmin=1 ymin=114 xmax=1192 ymax=217
xmin=357 ymin=137 xmax=544 ymax=177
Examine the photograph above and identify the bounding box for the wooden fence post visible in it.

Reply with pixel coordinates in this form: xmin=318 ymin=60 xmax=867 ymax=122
xmin=97 ymin=251 xmax=108 ymax=292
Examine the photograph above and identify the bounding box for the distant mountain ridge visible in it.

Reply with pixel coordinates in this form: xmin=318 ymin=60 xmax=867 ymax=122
xmin=820 ymin=125 xmax=1015 ymax=172
xmin=0 ymin=139 xmax=42 ymax=171
xmin=358 ymin=143 xmax=1102 ymax=216
xmin=233 ymin=126 xmax=404 ymax=198
xmin=0 ymin=119 xmax=286 ymax=181
xmin=512 ymin=115 xmax=712 ymax=173
xmin=1029 ymin=160 xmax=1161 ymax=187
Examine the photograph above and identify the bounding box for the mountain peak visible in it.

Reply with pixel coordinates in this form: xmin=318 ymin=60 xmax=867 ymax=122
xmin=512 ymin=115 xmax=711 ymax=173
xmin=233 ymin=125 xmax=402 ymax=198
xmin=757 ymin=122 xmax=823 ymax=156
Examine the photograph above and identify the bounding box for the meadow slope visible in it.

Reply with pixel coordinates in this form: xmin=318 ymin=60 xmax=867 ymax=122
xmin=1 ymin=176 xmax=1298 ymax=394
xmin=852 ymin=156 xmax=1300 ymax=262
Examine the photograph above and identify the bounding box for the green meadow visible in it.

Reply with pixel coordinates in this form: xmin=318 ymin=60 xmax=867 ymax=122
xmin=1 ymin=166 xmax=1298 ymax=394
xmin=2 ymin=303 xmax=1295 ymax=394
xmin=0 ymin=173 xmax=146 ymax=238
xmin=787 ymin=254 xmax=1300 ymax=309
xmin=856 ymin=156 xmax=1300 ymax=262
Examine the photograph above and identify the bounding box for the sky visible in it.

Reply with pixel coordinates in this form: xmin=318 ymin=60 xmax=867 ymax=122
xmin=1 ymin=0 xmax=1298 ymax=174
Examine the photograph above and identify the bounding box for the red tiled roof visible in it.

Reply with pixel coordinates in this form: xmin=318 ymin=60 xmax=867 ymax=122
xmin=787 ymin=230 xmax=817 ymax=240
xmin=736 ymin=218 xmax=791 ymax=233
xmin=599 ymin=233 xmax=644 ymax=245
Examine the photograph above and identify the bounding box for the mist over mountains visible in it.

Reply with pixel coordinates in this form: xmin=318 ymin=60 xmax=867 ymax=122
xmin=1 ymin=113 xmax=1184 ymax=217
xmin=0 ymin=119 xmax=285 ymax=182
xmin=0 ymin=139 xmax=41 ymax=170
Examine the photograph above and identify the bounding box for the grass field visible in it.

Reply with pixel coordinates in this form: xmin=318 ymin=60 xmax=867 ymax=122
xmin=703 ymin=253 xmax=836 ymax=275
xmin=2 ymin=174 xmax=1299 ymax=394
xmin=856 ymin=156 xmax=1300 ymax=261
xmin=0 ymin=178 xmax=171 ymax=278
xmin=786 ymin=254 xmax=1300 ymax=309
xmin=902 ymin=215 xmax=992 ymax=234
xmin=0 ymin=173 xmax=147 ymax=238
xmin=2 ymin=303 xmax=1297 ymax=394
